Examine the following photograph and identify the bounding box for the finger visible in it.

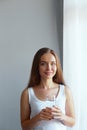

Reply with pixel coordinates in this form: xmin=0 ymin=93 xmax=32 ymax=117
xmin=40 ymin=113 xmax=53 ymax=120
xmin=53 ymin=115 xmax=62 ymax=119
xmin=45 ymin=107 xmax=52 ymax=111
xmin=42 ymin=108 xmax=52 ymax=114
xmin=51 ymin=109 xmax=62 ymax=117
xmin=40 ymin=109 xmax=53 ymax=119
xmin=52 ymin=112 xmax=62 ymax=116
xmin=51 ymin=107 xmax=61 ymax=113
xmin=52 ymin=105 xmax=60 ymax=109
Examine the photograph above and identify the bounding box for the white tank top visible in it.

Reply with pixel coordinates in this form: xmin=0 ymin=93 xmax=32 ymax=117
xmin=28 ymin=84 xmax=66 ymax=130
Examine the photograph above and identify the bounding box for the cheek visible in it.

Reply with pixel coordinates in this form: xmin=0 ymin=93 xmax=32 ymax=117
xmin=39 ymin=65 xmax=46 ymax=71
xmin=53 ymin=66 xmax=57 ymax=71
xmin=38 ymin=66 xmax=44 ymax=74
xmin=53 ymin=67 xmax=57 ymax=74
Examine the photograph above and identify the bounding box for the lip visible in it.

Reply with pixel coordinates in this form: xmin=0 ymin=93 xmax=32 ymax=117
xmin=44 ymin=71 xmax=53 ymax=75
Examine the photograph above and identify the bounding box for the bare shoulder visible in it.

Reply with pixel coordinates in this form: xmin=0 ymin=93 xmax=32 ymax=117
xmin=64 ymin=85 xmax=73 ymax=99
xmin=64 ymin=85 xmax=71 ymax=93
xmin=20 ymin=87 xmax=30 ymax=123
xmin=20 ymin=87 xmax=29 ymax=101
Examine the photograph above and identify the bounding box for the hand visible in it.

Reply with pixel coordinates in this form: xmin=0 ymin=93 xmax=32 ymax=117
xmin=37 ymin=107 xmax=53 ymax=121
xmin=51 ymin=106 xmax=65 ymax=122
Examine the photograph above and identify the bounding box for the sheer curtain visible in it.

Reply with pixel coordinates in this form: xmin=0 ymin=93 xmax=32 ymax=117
xmin=63 ymin=1 xmax=87 ymax=130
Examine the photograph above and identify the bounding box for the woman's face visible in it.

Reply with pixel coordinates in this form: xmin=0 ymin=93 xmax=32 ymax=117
xmin=39 ymin=52 xmax=57 ymax=80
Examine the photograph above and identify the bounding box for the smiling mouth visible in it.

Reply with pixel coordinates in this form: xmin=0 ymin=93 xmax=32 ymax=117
xmin=44 ymin=72 xmax=53 ymax=75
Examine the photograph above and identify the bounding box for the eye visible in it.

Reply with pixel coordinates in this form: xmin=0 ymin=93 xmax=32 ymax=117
xmin=51 ymin=62 xmax=56 ymax=66
xmin=40 ymin=61 xmax=46 ymax=66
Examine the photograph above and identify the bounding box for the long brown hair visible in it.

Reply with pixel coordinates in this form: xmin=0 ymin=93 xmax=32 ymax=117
xmin=27 ymin=47 xmax=65 ymax=88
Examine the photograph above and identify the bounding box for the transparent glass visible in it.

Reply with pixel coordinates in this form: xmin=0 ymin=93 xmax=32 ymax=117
xmin=46 ymin=94 xmax=56 ymax=107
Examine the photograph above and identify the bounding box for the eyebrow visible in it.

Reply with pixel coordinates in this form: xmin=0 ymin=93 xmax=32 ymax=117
xmin=40 ymin=60 xmax=56 ymax=63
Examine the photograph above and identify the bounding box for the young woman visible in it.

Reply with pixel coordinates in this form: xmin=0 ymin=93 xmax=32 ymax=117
xmin=20 ymin=47 xmax=75 ymax=130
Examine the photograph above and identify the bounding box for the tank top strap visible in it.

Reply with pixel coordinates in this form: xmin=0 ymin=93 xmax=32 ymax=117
xmin=58 ymin=84 xmax=65 ymax=98
xmin=28 ymin=87 xmax=33 ymax=103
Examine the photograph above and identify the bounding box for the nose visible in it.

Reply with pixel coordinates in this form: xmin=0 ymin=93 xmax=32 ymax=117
xmin=47 ymin=63 xmax=51 ymax=70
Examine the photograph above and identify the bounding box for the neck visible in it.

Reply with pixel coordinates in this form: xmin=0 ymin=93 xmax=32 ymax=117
xmin=40 ymin=79 xmax=54 ymax=89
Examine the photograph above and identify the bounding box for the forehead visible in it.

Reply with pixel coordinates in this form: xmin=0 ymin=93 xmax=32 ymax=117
xmin=40 ymin=52 xmax=56 ymax=62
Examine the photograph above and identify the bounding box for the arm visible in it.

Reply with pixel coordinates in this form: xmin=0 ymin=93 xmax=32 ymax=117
xmin=62 ymin=86 xmax=76 ymax=126
xmin=20 ymin=88 xmax=39 ymax=130
xmin=50 ymin=86 xmax=75 ymax=127
xmin=20 ymin=88 xmax=53 ymax=130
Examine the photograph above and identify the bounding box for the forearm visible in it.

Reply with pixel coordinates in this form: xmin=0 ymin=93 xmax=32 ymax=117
xmin=21 ymin=115 xmax=40 ymax=130
xmin=61 ymin=115 xmax=75 ymax=127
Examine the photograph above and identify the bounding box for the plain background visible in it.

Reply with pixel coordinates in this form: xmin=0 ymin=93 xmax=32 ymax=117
xmin=0 ymin=0 xmax=63 ymax=130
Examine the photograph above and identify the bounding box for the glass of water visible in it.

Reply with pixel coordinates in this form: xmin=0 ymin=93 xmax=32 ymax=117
xmin=46 ymin=94 xmax=56 ymax=107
